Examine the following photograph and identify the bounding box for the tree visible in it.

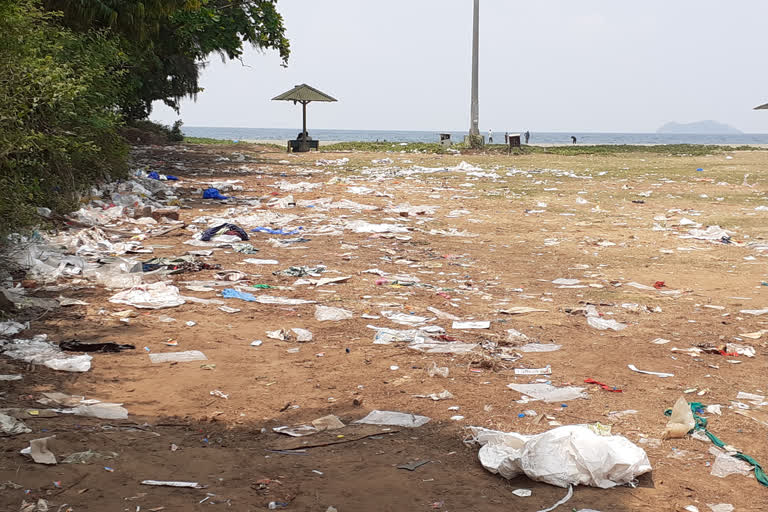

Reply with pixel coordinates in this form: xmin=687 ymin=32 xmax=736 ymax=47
xmin=0 ymin=0 xmax=128 ymax=233
xmin=44 ymin=0 xmax=290 ymax=119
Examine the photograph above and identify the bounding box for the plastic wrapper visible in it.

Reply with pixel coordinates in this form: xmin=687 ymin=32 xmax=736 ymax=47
xmin=315 ymin=305 xmax=353 ymax=321
xmin=663 ymin=396 xmax=695 ymax=439
xmin=1 ymin=336 xmax=91 ymax=372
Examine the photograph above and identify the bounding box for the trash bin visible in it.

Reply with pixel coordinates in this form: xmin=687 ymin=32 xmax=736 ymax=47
xmin=508 ymin=134 xmax=521 ymax=149
xmin=439 ymin=133 xmax=452 ymax=147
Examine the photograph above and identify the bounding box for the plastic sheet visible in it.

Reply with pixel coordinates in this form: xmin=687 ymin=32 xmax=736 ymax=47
xmin=148 ymin=350 xmax=207 ymax=363
xmin=109 ymin=282 xmax=185 ymax=309
xmin=0 ymin=412 xmax=31 ymax=436
xmin=315 ymin=305 xmax=354 ymax=321
xmin=1 ymin=336 xmax=92 ymax=372
xmin=470 ymin=425 xmax=652 ymax=488
xmin=507 ymin=383 xmax=588 ymax=402
xmin=587 ymin=316 xmax=627 ymax=331
xmin=354 ymin=410 xmax=430 ymax=428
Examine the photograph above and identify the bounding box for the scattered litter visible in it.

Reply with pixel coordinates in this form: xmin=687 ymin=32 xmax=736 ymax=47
xmin=710 ymin=447 xmax=754 ymax=478
xmin=292 ymin=328 xmax=313 ymax=342
xmin=315 ymin=305 xmax=354 ymax=321
xmin=427 ymin=363 xmax=449 ymax=378
xmin=59 ymin=340 xmax=134 ymax=353
xmin=149 ymin=351 xmax=207 ymax=363
xmin=243 ymin=258 xmax=279 ymax=265
xmin=222 ymin=288 xmax=258 ymax=302
xmin=519 ymin=343 xmax=561 ymax=352
xmin=397 ymin=459 xmax=430 ymax=471
xmin=498 ymin=306 xmax=548 ymax=315
xmin=514 ymin=366 xmax=552 ymax=376
xmin=62 ymin=450 xmax=118 ymax=465
xmin=19 ymin=500 xmax=49 ymax=512
xmin=21 ymin=436 xmax=57 ymax=464
xmin=506 ymin=383 xmax=588 ymax=402
xmin=141 ymin=480 xmax=203 ymax=489
xmin=253 ymin=295 xmax=315 ymax=305
xmin=273 ymin=425 xmax=318 ymax=437
xmin=664 ymin=396 xmax=695 ymax=439
xmin=0 ymin=321 xmax=27 ymax=336
xmin=707 ymin=504 xmax=734 ymax=512
xmin=354 ymin=410 xmax=430 ymax=428
xmin=584 ymin=378 xmax=622 ymax=393
xmin=628 ymin=364 xmax=674 ymax=378
xmin=537 ymin=485 xmax=574 ymax=512
xmin=0 ymin=413 xmax=31 ymax=436
xmin=383 ymin=310 xmax=429 ymax=325
xmin=469 ymin=425 xmax=651 ymax=488
xmin=312 ymin=415 xmax=345 ymax=431
xmin=512 ymin=489 xmax=532 ymax=497
xmin=109 ymin=282 xmax=185 ymax=309
xmin=587 ymin=316 xmax=627 ymax=331
xmin=1 ymin=336 xmax=92 ymax=372
xmin=414 ymin=390 xmax=454 ymax=401
xmin=452 ymin=320 xmax=490 ymax=329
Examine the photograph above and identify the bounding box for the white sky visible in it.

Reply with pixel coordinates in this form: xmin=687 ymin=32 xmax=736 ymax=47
xmin=151 ymin=0 xmax=768 ymax=133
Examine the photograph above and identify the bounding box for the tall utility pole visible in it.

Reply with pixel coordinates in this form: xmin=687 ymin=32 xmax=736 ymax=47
xmin=469 ymin=0 xmax=481 ymax=143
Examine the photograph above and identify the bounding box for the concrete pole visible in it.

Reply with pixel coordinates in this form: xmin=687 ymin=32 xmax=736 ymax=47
xmin=469 ymin=0 xmax=480 ymax=137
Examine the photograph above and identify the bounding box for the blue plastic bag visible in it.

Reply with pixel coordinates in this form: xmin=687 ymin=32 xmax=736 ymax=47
xmin=251 ymin=226 xmax=303 ymax=236
xmin=222 ymin=288 xmax=257 ymax=302
xmin=203 ymin=188 xmax=229 ymax=200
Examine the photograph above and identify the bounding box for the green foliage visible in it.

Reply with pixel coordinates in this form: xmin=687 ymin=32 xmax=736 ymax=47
xmin=0 ymin=0 xmax=128 ymax=238
xmin=46 ymin=0 xmax=291 ymax=119
xmin=183 ymin=137 xmax=239 ymax=144
xmin=476 ymin=144 xmax=754 ymax=156
xmin=0 ymin=0 xmax=290 ymax=237
xmin=170 ymin=121 xmax=184 ymax=142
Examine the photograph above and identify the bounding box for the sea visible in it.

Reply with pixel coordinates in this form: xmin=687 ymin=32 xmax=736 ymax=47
xmin=181 ymin=126 xmax=768 ymax=145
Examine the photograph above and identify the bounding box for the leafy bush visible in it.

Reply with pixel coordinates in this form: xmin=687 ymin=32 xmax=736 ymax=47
xmin=0 ymin=0 xmax=128 ymax=238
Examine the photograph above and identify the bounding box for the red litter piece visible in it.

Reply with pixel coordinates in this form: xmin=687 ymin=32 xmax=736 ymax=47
xmin=584 ymin=378 xmax=622 ymax=392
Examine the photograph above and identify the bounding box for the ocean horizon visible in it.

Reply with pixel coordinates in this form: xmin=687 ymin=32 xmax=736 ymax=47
xmin=180 ymin=126 xmax=768 ymax=145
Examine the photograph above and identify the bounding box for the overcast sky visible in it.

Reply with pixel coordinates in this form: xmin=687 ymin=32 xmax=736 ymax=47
xmin=151 ymin=0 xmax=768 ymax=133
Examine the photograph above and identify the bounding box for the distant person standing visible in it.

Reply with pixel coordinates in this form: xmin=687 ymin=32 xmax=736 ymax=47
xmin=571 ymin=135 xmax=577 ymax=144
xmin=504 ymin=132 xmax=509 ymax=144
xmin=488 ymin=129 xmax=493 ymax=144
xmin=524 ymin=131 xmax=530 ymax=144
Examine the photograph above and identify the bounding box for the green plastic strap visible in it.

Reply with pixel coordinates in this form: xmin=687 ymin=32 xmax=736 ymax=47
xmin=664 ymin=402 xmax=768 ymax=487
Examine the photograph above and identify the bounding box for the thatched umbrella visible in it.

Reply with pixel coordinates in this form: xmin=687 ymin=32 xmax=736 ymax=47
xmin=272 ymin=84 xmax=337 ymax=140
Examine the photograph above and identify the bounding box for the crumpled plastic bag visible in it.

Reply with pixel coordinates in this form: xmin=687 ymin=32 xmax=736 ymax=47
xmin=470 ymin=425 xmax=652 ymax=488
xmin=315 ymin=305 xmax=353 ymax=321
xmin=664 ymin=396 xmax=695 ymax=439
xmin=109 ymin=282 xmax=185 ymax=309
xmin=1 ymin=335 xmax=92 ymax=372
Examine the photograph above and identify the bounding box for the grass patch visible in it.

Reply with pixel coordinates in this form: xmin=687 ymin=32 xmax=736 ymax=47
xmin=184 ymin=136 xmax=240 ymax=145
xmin=321 ymin=141 xmax=452 ymax=154
xmin=481 ymin=144 xmax=759 ymax=156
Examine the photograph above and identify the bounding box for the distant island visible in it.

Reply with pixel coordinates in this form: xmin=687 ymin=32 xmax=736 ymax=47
xmin=657 ymin=120 xmax=743 ymax=134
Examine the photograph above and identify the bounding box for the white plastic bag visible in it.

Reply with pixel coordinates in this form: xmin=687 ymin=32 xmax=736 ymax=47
xmin=1 ymin=336 xmax=92 ymax=372
xmin=354 ymin=410 xmax=430 ymax=428
xmin=315 ymin=305 xmax=353 ymax=321
xmin=109 ymin=282 xmax=185 ymax=309
xmin=664 ymin=396 xmax=695 ymax=439
xmin=470 ymin=425 xmax=652 ymax=488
